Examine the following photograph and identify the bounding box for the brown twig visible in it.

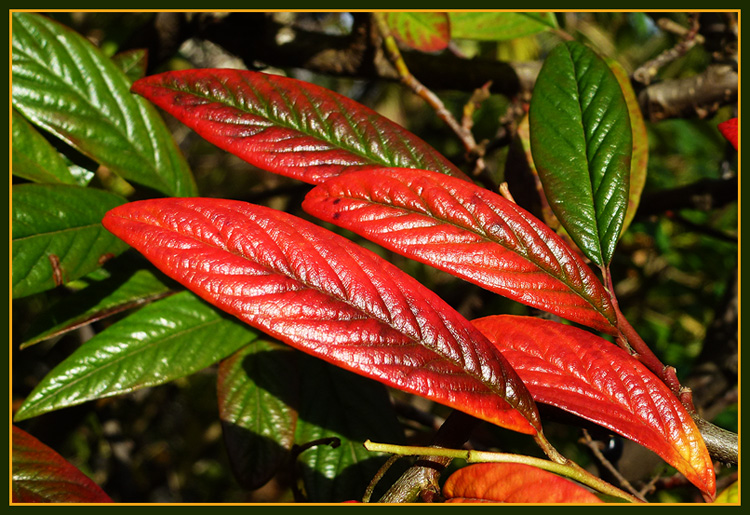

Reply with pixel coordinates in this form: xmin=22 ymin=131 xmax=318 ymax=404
xmin=636 ymin=177 xmax=738 ymax=217
xmin=633 ymin=14 xmax=702 ymax=85
xmin=372 ymin=13 xmax=487 ymax=178
xmin=581 ymin=429 xmax=645 ymax=501
xmin=377 ymin=411 xmax=480 ymax=503
xmin=638 ymin=64 xmax=737 ymax=122
xmin=196 ymin=12 xmax=539 ymax=96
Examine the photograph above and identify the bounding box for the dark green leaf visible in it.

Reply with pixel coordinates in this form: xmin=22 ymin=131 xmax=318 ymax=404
xmin=12 ymin=109 xmax=85 ymax=186
xmin=529 ymin=41 xmax=632 ymax=266
xmin=20 ymin=267 xmax=173 ymax=348
xmin=110 ymin=48 xmax=148 ymax=83
xmin=14 ymin=292 xmax=257 ymax=421
xmin=12 ymin=184 xmax=129 ymax=298
xmin=217 ymin=341 xmax=299 ymax=490
xmin=449 ymin=12 xmax=558 ymax=41
xmin=294 ymin=356 xmax=404 ymax=503
xmin=11 ymin=13 xmax=196 ymax=197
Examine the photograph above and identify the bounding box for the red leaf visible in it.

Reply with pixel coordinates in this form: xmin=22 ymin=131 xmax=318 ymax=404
xmin=443 ymin=463 xmax=603 ymax=503
xmin=131 ymin=69 xmax=469 ymax=184
xmin=382 ymin=12 xmax=451 ymax=52
xmin=718 ymin=117 xmax=738 ymax=150
xmin=12 ymin=426 xmax=111 ymax=503
xmin=303 ymin=168 xmax=618 ymax=334
xmin=473 ymin=315 xmax=716 ymax=498
xmin=103 ymin=198 xmax=540 ymax=435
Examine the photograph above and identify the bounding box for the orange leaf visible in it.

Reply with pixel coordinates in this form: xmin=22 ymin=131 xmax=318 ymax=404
xmin=443 ymin=463 xmax=603 ymax=503
xmin=474 ymin=315 xmax=716 ymax=498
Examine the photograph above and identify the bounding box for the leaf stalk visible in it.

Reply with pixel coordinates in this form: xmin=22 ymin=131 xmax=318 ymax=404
xmin=364 ymin=440 xmax=643 ymax=503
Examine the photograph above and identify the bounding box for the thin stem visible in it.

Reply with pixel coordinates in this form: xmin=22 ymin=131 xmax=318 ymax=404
xmin=581 ymin=429 xmax=646 ymax=501
xmin=364 ymin=440 xmax=643 ymax=503
xmin=363 ymin=454 xmax=401 ymax=503
xmin=634 ymin=14 xmax=703 ymax=85
xmin=372 ymin=13 xmax=486 ymax=175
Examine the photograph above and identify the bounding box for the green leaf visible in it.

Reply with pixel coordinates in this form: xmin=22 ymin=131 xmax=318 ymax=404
xmin=449 ymin=12 xmax=558 ymax=41
xmin=529 ymin=41 xmax=632 ymax=266
xmin=714 ymin=481 xmax=738 ymax=503
xmin=218 ymin=342 xmax=405 ymax=500
xmin=12 ymin=184 xmax=129 ymax=298
xmin=20 ymin=266 xmax=174 ymax=349
xmin=11 ymin=13 xmax=196 ymax=197
xmin=217 ymin=341 xmax=299 ymax=490
xmin=14 ymin=291 xmax=257 ymax=421
xmin=382 ymin=12 xmax=450 ymax=52
xmin=12 ymin=109 xmax=85 ymax=186
xmin=294 ymin=356 xmax=405 ymax=503
xmin=110 ymin=48 xmax=148 ymax=83
xmin=607 ymin=58 xmax=648 ymax=234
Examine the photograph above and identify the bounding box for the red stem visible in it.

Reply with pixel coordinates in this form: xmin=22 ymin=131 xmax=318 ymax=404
xmin=601 ymin=266 xmax=696 ymax=413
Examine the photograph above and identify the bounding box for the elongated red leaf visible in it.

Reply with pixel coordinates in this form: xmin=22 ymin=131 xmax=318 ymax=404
xmin=473 ymin=315 xmax=716 ymax=498
xmin=131 ymin=69 xmax=469 ymax=184
xmin=12 ymin=426 xmax=111 ymax=503
xmin=718 ymin=117 xmax=738 ymax=150
xmin=443 ymin=463 xmax=603 ymax=503
xmin=303 ymin=168 xmax=618 ymax=334
xmin=103 ymin=198 xmax=540 ymax=435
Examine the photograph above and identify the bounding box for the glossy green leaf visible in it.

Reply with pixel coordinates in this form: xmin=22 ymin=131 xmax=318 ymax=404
xmin=12 ymin=110 xmax=83 ymax=186
xmin=12 ymin=184 xmax=129 ymax=298
xmin=217 ymin=340 xmax=299 ymax=490
xmin=382 ymin=12 xmax=450 ymax=52
xmin=11 ymin=13 xmax=196 ymax=197
xmin=12 ymin=426 xmax=111 ymax=503
xmin=110 ymin=48 xmax=148 ymax=83
xmin=14 ymin=292 xmax=257 ymax=421
xmin=449 ymin=12 xmax=558 ymax=41
xmin=608 ymin=58 xmax=648 ymax=233
xmin=529 ymin=41 xmax=632 ymax=266
xmin=294 ymin=356 xmax=404 ymax=503
xmin=20 ymin=267 xmax=173 ymax=348
xmin=218 ymin=342 xmax=404 ymax=499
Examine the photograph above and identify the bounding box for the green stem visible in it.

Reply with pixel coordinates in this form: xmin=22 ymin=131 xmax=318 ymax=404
xmin=364 ymin=440 xmax=643 ymax=504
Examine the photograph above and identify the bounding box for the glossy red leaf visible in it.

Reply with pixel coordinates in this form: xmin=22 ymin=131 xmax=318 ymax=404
xmin=131 ymin=69 xmax=469 ymax=184
xmin=12 ymin=426 xmax=111 ymax=503
xmin=718 ymin=117 xmax=738 ymax=150
xmin=303 ymin=168 xmax=618 ymax=334
xmin=103 ymin=198 xmax=540 ymax=435
xmin=473 ymin=315 xmax=716 ymax=498
xmin=443 ymin=462 xmax=603 ymax=503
